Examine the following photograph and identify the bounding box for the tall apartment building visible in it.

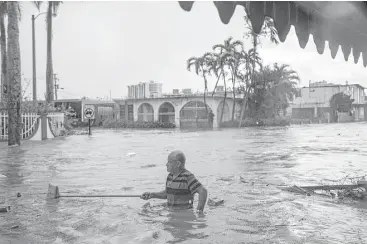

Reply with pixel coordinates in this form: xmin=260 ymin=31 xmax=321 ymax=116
xmin=127 ymin=81 xmax=163 ymax=99
xmin=148 ymin=81 xmax=163 ymax=98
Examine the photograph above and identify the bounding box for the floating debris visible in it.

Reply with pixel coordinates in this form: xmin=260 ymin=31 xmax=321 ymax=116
xmin=0 ymin=206 xmax=10 ymax=213
xmin=126 ymin=152 xmax=136 ymax=157
xmin=142 ymin=202 xmax=151 ymax=209
xmin=217 ymin=176 xmax=233 ymax=182
xmin=283 ymin=180 xmax=367 ymax=200
xmin=284 ymin=185 xmax=312 ymax=196
xmin=0 ymin=174 xmax=6 ymax=178
xmin=121 ymin=187 xmax=133 ymax=191
xmin=239 ymin=176 xmax=248 ymax=183
xmin=141 ymin=164 xmax=156 ymax=168
xmin=208 ymin=198 xmax=224 ymax=206
xmin=128 ymin=230 xmax=160 ymax=243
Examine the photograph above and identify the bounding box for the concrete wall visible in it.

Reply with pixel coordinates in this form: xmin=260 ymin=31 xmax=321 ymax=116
xmin=353 ymin=106 xmax=365 ymax=121
xmin=116 ymin=97 xmax=240 ymax=128
xmin=338 ymin=112 xmax=354 ymax=123
xmin=292 ymin=85 xmax=365 ymax=108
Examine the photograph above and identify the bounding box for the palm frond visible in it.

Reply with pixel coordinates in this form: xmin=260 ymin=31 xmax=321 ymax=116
xmin=33 ymin=1 xmax=42 ymax=11
xmin=212 ymin=44 xmax=225 ymax=53
xmin=52 ymin=1 xmax=62 ymax=16
xmin=186 ymin=56 xmax=202 ymax=75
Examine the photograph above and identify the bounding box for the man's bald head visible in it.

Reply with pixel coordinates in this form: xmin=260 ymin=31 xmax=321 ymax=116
xmin=168 ymin=150 xmax=186 ymax=166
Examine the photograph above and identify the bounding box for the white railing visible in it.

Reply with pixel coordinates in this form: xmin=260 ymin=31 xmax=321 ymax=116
xmin=0 ymin=112 xmax=40 ymax=141
xmin=47 ymin=112 xmax=65 ymax=137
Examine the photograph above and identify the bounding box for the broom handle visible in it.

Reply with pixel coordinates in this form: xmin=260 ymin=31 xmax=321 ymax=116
xmin=60 ymin=194 xmax=141 ymax=198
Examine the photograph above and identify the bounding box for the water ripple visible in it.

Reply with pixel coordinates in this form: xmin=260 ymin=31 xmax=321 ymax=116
xmin=1 ymin=123 xmax=367 ymax=243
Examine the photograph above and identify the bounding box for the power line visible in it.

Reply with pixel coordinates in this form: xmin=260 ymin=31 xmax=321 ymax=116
xmin=58 ymin=90 xmax=81 ymax=99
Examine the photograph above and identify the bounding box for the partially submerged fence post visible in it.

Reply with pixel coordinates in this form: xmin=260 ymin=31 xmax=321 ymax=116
xmin=41 ymin=113 xmax=48 ymax=140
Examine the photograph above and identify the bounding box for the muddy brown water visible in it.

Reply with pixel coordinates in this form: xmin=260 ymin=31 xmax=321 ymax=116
xmin=1 ymin=123 xmax=367 ymax=244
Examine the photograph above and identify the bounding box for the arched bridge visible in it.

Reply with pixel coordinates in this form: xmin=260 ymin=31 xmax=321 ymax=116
xmin=114 ymin=95 xmax=242 ymax=128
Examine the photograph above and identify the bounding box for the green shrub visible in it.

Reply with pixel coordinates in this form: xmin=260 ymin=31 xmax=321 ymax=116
xmin=219 ymin=120 xmax=239 ymax=128
xmin=102 ymin=119 xmax=176 ymax=129
xmin=219 ymin=117 xmax=290 ymax=128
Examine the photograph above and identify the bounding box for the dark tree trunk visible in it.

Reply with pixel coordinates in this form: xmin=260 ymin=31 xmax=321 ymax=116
xmin=46 ymin=3 xmax=54 ymax=103
xmin=220 ymin=72 xmax=227 ymax=125
xmin=7 ymin=2 xmax=21 ymax=146
xmin=0 ymin=11 xmax=7 ymax=102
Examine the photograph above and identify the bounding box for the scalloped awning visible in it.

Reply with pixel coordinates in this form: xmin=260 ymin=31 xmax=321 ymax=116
xmin=178 ymin=1 xmax=367 ymax=67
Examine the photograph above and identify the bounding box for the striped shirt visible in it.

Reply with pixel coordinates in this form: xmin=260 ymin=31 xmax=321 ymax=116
xmin=165 ymin=169 xmax=202 ymax=209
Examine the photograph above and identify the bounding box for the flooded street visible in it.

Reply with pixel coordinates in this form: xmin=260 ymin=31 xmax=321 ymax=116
xmin=1 ymin=123 xmax=367 ymax=244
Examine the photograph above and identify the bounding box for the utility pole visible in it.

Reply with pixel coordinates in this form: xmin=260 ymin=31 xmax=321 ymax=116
xmin=31 ymin=12 xmax=47 ymax=105
xmin=54 ymin=73 xmax=59 ymax=100
xmin=32 ymin=15 xmax=37 ymax=105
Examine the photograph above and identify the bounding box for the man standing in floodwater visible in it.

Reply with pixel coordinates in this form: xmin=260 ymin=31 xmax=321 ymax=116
xmin=141 ymin=150 xmax=208 ymax=213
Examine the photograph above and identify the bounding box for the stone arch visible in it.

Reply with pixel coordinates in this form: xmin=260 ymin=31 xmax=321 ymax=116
xmin=158 ymin=102 xmax=175 ymax=123
xmin=217 ymin=100 xmax=231 ymax=124
xmin=137 ymin=103 xmax=154 ymax=122
xmin=179 ymin=100 xmax=213 ymax=128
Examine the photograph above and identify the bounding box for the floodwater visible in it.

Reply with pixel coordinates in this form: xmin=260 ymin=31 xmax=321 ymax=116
xmin=1 ymin=123 xmax=367 ymax=244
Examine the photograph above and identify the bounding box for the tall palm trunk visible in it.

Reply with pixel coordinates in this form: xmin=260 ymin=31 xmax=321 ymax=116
xmin=203 ymin=85 xmax=208 ymax=115
xmin=7 ymin=2 xmax=21 ymax=146
xmin=219 ymin=70 xmax=227 ymax=125
xmin=212 ymin=70 xmax=223 ymax=96
xmin=230 ymin=68 xmax=236 ymax=121
xmin=46 ymin=3 xmax=54 ymax=103
xmin=239 ymin=37 xmax=258 ymax=127
xmin=238 ymin=63 xmax=250 ymax=128
xmin=201 ymin=65 xmax=208 ymax=116
xmin=251 ymin=38 xmax=257 ymax=119
xmin=0 ymin=11 xmax=6 ymax=102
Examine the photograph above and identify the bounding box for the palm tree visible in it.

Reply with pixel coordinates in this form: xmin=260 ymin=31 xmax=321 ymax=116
xmin=269 ymin=63 xmax=300 ymax=116
xmin=212 ymin=37 xmax=243 ymax=121
xmin=205 ymin=52 xmax=222 ymax=96
xmin=45 ymin=1 xmax=61 ymax=103
xmin=239 ymin=14 xmax=279 ymax=127
xmin=237 ymin=48 xmax=262 ymax=125
xmin=187 ymin=53 xmax=211 ymax=116
xmin=211 ymin=45 xmax=232 ymax=125
xmin=7 ymin=1 xmax=22 ymax=146
xmin=250 ymin=63 xmax=299 ymax=118
xmin=0 ymin=2 xmax=7 ymax=103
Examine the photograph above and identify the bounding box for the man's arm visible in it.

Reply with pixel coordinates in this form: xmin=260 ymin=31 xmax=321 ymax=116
xmin=187 ymin=174 xmax=208 ymax=211
xmin=150 ymin=190 xmax=167 ymax=199
xmin=196 ymin=186 xmax=208 ymax=211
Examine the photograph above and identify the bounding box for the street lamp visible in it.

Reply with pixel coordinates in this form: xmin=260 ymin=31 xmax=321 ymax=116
xmin=32 ymin=12 xmax=47 ymax=105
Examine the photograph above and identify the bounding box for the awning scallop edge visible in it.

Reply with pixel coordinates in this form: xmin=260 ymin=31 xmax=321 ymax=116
xmin=178 ymin=1 xmax=367 ymax=67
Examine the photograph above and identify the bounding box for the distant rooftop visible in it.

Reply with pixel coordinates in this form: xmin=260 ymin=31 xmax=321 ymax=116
xmin=54 ymin=98 xmax=116 ymax=104
xmin=304 ymin=81 xmax=365 ymax=90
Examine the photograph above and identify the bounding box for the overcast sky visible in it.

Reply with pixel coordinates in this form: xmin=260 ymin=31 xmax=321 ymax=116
xmin=17 ymin=1 xmax=367 ymax=100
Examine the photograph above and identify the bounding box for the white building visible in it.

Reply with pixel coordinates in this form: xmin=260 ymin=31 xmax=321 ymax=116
xmin=182 ymin=88 xmax=192 ymax=95
xmin=290 ymin=81 xmax=366 ymax=122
